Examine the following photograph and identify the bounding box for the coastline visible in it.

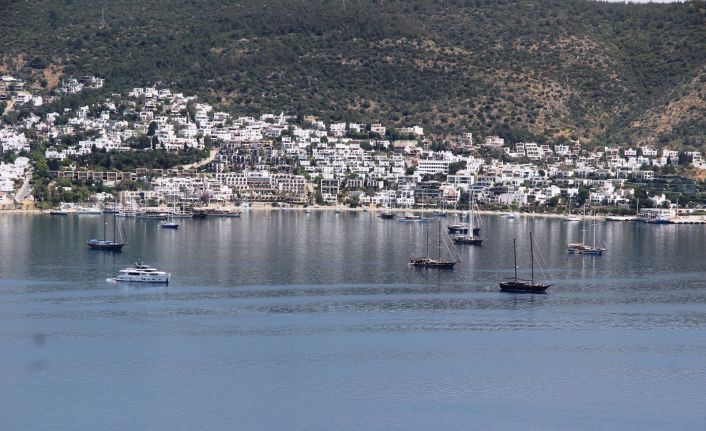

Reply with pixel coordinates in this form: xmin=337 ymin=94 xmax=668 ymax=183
xmin=0 ymin=206 xmax=624 ymax=220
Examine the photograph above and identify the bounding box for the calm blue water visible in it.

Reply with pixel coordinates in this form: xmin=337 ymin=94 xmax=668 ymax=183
xmin=1 ymin=211 xmax=705 ymax=430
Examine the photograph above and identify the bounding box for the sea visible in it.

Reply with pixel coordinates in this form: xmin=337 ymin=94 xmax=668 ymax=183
xmin=0 ymin=211 xmax=705 ymax=430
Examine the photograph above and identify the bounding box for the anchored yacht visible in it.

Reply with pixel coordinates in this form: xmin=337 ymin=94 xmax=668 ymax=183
xmin=112 ymin=263 xmax=171 ymax=283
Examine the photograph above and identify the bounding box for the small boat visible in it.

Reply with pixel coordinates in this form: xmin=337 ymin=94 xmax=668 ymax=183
xmin=334 ymin=207 xmax=342 ymax=214
xmin=216 ymin=211 xmax=241 ymax=218
xmin=432 ymin=210 xmax=448 ymax=217
xmin=504 ymin=212 xmax=517 ymax=219
xmin=568 ymin=243 xmax=606 ymax=255
xmin=399 ymin=215 xmax=430 ymax=223
xmin=87 ymin=214 xmax=125 ymax=251
xmin=136 ymin=212 xmax=168 ymax=220
xmin=451 ymin=235 xmax=483 ymax=245
xmin=605 ymin=215 xmax=636 ymax=222
xmin=409 ymin=220 xmax=459 ymax=269
xmin=304 ymin=208 xmax=312 ymax=214
xmin=192 ymin=210 xmax=208 ymax=219
xmin=654 ymin=214 xmax=672 ymax=224
xmin=112 ymin=262 xmax=170 ymax=283
xmin=49 ymin=209 xmax=68 ymax=216
xmin=500 ymin=233 xmax=550 ymax=294
xmin=160 ymin=200 xmax=180 ymax=229
xmin=399 ymin=215 xmax=422 ymax=222
xmin=77 ymin=206 xmax=102 ymax=215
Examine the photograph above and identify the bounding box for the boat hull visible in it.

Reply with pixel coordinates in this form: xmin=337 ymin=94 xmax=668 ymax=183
xmin=115 ymin=275 xmax=170 ymax=283
xmin=499 ymin=281 xmax=549 ymax=294
xmin=452 ymin=236 xmax=483 ymax=245
xmin=87 ymin=240 xmax=124 ymax=251
xmin=409 ymin=257 xmax=456 ymax=269
xmin=447 ymin=225 xmax=481 ymax=236
xmin=567 ymin=244 xmax=605 ymax=255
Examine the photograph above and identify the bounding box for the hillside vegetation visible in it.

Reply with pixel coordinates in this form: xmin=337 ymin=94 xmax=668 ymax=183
xmin=1 ymin=0 xmax=705 ymax=149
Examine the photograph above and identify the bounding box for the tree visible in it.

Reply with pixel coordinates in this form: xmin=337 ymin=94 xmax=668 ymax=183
xmin=448 ymin=161 xmax=466 ymax=175
xmin=48 ymin=9 xmax=59 ymax=29
xmin=147 ymin=121 xmax=158 ymax=136
xmin=576 ymin=187 xmax=590 ymax=206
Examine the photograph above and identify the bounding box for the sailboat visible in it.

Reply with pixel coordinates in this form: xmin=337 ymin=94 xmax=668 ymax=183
xmin=409 ymin=220 xmax=459 ymax=268
xmin=432 ymin=198 xmax=448 ymax=217
xmin=567 ymin=205 xmax=606 ymax=255
xmin=500 ymin=232 xmax=550 ymax=293
xmin=87 ymin=213 xmax=125 ymax=251
xmin=160 ymin=199 xmax=180 ymax=229
xmin=379 ymin=210 xmax=395 ymax=219
xmin=379 ymin=188 xmax=395 ymax=219
xmin=451 ymin=186 xmax=483 ymax=245
xmin=564 ymin=195 xmax=581 ymax=222
xmin=448 ymin=185 xmax=481 ymax=236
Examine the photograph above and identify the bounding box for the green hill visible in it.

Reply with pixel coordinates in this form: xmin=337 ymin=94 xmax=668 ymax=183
xmin=2 ymin=0 xmax=705 ymax=149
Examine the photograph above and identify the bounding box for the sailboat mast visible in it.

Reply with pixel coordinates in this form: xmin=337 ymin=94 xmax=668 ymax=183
xmin=530 ymin=232 xmax=535 ymax=285
xmin=469 ymin=183 xmax=474 ymax=233
xmin=103 ymin=213 xmax=107 ymax=240
xmin=426 ymin=223 xmax=430 ymax=258
xmin=513 ymin=238 xmax=518 ymax=282
xmin=113 ymin=213 xmax=116 ymax=241
xmin=437 ymin=219 xmax=442 ymax=259
xmin=580 ymin=204 xmax=584 ymax=242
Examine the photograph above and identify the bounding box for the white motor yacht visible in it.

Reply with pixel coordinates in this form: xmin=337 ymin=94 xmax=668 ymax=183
xmin=112 ymin=263 xmax=171 ymax=283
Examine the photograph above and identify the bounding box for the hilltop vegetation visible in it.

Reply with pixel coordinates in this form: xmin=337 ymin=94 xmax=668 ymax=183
xmin=1 ymin=0 xmax=705 ymax=149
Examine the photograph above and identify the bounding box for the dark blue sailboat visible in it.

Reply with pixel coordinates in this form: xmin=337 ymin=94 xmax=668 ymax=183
xmin=87 ymin=213 xmax=125 ymax=251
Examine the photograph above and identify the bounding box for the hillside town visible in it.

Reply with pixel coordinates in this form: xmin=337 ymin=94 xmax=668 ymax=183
xmin=1 ymin=75 xmax=705 ymax=214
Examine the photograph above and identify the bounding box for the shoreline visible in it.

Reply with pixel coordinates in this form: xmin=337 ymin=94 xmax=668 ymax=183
xmin=0 ymin=206 xmax=637 ymax=220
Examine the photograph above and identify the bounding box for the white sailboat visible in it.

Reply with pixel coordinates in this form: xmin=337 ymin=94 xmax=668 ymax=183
xmin=451 ymin=185 xmax=483 ymax=245
xmin=567 ymin=205 xmax=606 ymax=255
xmin=564 ymin=195 xmax=581 ymax=221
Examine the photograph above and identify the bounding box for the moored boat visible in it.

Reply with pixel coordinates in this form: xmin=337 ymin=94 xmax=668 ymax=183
xmin=452 ymin=185 xmax=484 ymax=245
xmin=409 ymin=220 xmax=459 ymax=269
xmin=87 ymin=213 xmax=125 ymax=251
xmin=77 ymin=206 xmax=102 ymax=215
xmin=566 ymin=209 xmax=607 ymax=256
xmin=112 ymin=262 xmax=170 ymax=283
xmin=500 ymin=233 xmax=550 ymax=294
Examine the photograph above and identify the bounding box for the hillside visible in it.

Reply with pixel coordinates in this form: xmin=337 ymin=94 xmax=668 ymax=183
xmin=1 ymin=0 xmax=705 ymax=149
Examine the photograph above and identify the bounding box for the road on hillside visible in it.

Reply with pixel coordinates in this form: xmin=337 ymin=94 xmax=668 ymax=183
xmin=178 ymin=148 xmax=218 ymax=171
xmin=14 ymin=168 xmax=33 ymax=206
